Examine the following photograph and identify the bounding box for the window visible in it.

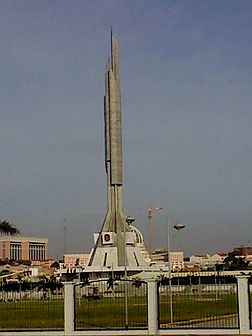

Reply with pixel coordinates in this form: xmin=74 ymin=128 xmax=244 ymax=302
xmin=103 ymin=252 xmax=108 ymax=266
xmin=29 ymin=243 xmax=46 ymax=260
xmin=2 ymin=242 xmax=6 ymax=259
xmin=10 ymin=243 xmax=22 ymax=260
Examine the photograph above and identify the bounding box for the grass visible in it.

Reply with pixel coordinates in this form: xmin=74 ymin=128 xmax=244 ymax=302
xmin=0 ymin=291 xmax=240 ymax=331
xmin=159 ymin=293 xmax=238 ymax=328
xmin=0 ymin=299 xmax=64 ymax=330
xmin=75 ymin=292 xmax=238 ymax=330
xmin=75 ymin=296 xmax=148 ymax=330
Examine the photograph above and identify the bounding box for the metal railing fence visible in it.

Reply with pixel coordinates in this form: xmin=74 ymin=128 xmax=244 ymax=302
xmin=0 ymin=275 xmax=251 ymax=335
xmin=249 ymin=277 xmax=252 ymax=329
xmin=158 ymin=276 xmax=238 ymax=329
xmin=74 ymin=279 xmax=147 ymax=330
xmin=0 ymin=281 xmax=64 ymax=331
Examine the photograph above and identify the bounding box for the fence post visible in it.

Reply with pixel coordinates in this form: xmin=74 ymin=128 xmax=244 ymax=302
xmin=64 ymin=282 xmax=75 ymax=335
xmin=236 ymin=275 xmax=250 ymax=334
xmin=147 ymin=278 xmax=158 ymax=335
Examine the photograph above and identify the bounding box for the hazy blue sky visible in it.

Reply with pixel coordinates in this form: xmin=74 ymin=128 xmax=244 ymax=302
xmin=0 ymin=0 xmax=251 ymax=258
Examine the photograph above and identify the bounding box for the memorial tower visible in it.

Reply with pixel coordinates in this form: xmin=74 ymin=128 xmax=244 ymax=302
xmin=86 ymin=30 xmax=149 ymax=274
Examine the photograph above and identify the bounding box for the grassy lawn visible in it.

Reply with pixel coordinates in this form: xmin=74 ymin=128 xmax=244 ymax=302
xmin=159 ymin=293 xmax=238 ymax=328
xmin=0 ymin=296 xmax=148 ymax=331
xmin=75 ymin=296 xmax=148 ymax=330
xmin=0 ymin=299 xmax=64 ymax=330
xmin=0 ymin=292 xmax=238 ymax=331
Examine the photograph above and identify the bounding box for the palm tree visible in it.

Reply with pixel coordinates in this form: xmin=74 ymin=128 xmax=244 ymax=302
xmin=0 ymin=220 xmax=20 ymax=235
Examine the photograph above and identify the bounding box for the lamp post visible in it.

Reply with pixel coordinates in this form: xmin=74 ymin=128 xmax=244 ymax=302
xmin=124 ymin=215 xmax=135 ymax=330
xmin=167 ymin=219 xmax=185 ymax=324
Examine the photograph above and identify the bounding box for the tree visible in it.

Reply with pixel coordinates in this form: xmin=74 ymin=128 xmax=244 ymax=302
xmin=0 ymin=220 xmax=20 ymax=235
xmin=50 ymin=261 xmax=60 ymax=269
xmin=224 ymin=251 xmax=249 ymax=271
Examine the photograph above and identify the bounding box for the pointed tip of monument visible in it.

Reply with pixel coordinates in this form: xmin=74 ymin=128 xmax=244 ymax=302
xmin=110 ymin=25 xmax=114 ymax=41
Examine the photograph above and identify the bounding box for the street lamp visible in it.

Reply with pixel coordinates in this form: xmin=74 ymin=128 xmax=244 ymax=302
xmin=167 ymin=218 xmax=185 ymax=324
xmin=123 ymin=215 xmax=136 ymax=330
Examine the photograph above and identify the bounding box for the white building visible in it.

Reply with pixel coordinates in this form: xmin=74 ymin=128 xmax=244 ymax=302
xmin=170 ymin=251 xmax=184 ymax=271
xmin=189 ymin=253 xmax=227 ymax=269
xmin=150 ymin=249 xmax=184 ymax=271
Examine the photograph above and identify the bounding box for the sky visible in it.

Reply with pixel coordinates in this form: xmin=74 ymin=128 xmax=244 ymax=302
xmin=0 ymin=0 xmax=251 ymax=258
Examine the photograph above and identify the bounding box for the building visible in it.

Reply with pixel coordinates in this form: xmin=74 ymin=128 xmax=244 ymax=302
xmin=64 ymin=253 xmax=90 ymax=269
xmin=188 ymin=253 xmax=228 ymax=270
xmin=150 ymin=249 xmax=184 ymax=271
xmin=234 ymin=246 xmax=252 ymax=256
xmin=150 ymin=249 xmax=167 ymax=263
xmin=245 ymin=255 xmax=252 ymax=264
xmin=231 ymin=247 xmax=252 ymax=265
xmin=171 ymin=251 xmax=184 ymax=271
xmin=189 ymin=254 xmax=211 ymax=268
xmin=0 ymin=236 xmax=48 ymax=261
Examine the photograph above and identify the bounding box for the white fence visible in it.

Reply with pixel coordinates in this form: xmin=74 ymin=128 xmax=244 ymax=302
xmin=0 ymin=275 xmax=251 ymax=336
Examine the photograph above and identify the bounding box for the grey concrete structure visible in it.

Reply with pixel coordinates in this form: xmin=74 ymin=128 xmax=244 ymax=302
xmin=86 ymin=31 xmax=149 ymax=274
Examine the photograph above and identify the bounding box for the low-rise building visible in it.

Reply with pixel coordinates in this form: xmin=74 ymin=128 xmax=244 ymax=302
xmin=234 ymin=246 xmax=252 ymax=256
xmin=171 ymin=251 xmax=184 ymax=271
xmin=0 ymin=236 xmax=48 ymax=261
xmin=63 ymin=253 xmax=90 ymax=268
xmin=245 ymin=255 xmax=252 ymax=263
xmin=150 ymin=249 xmax=184 ymax=271
xmin=188 ymin=253 xmax=228 ymax=270
xmin=232 ymin=247 xmax=252 ymax=265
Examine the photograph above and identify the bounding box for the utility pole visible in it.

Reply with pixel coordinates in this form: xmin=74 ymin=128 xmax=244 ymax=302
xmin=63 ymin=218 xmax=67 ymax=255
xmin=148 ymin=207 xmax=163 ymax=253
xmin=167 ymin=219 xmax=186 ymax=324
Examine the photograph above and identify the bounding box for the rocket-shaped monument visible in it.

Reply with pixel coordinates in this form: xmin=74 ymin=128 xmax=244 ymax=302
xmin=87 ymin=31 xmax=149 ymax=273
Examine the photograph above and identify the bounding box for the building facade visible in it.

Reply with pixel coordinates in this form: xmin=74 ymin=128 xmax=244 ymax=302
xmin=170 ymin=251 xmax=184 ymax=271
xmin=63 ymin=253 xmax=90 ymax=269
xmin=187 ymin=253 xmax=228 ymax=270
xmin=150 ymin=249 xmax=184 ymax=271
xmin=234 ymin=246 xmax=252 ymax=256
xmin=0 ymin=236 xmax=48 ymax=261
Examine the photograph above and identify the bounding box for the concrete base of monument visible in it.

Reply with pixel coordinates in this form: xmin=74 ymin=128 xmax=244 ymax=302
xmin=84 ymin=245 xmax=150 ymax=273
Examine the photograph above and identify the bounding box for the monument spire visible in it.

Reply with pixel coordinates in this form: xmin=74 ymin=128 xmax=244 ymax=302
xmin=87 ymin=31 xmax=149 ymax=274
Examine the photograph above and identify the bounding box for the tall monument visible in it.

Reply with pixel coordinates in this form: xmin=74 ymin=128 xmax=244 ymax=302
xmin=86 ymin=31 xmax=149 ymax=274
